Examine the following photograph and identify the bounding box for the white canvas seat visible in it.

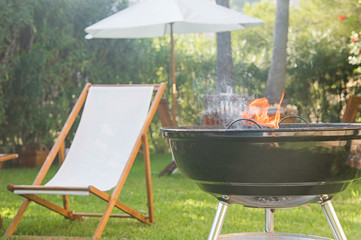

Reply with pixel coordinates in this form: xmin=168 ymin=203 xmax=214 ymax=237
xmin=5 ymin=83 xmax=166 ymax=240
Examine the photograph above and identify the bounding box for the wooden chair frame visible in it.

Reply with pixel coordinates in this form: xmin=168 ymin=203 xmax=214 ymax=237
xmin=341 ymin=95 xmax=361 ymax=123
xmin=342 ymin=95 xmax=361 ymax=170
xmin=4 ymin=82 xmax=166 ymax=239
xmin=156 ymin=98 xmax=178 ymax=177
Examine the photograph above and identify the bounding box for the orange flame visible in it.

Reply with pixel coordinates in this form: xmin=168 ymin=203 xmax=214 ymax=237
xmin=241 ymin=91 xmax=285 ymax=129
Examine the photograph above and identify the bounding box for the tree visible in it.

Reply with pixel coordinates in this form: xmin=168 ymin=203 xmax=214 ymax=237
xmin=216 ymin=0 xmax=235 ymax=93
xmin=264 ymin=0 xmax=289 ymax=100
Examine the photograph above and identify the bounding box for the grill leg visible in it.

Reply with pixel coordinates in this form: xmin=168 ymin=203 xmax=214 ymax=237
xmin=207 ymin=200 xmax=229 ymax=240
xmin=321 ymin=201 xmax=347 ymax=240
xmin=264 ymin=208 xmax=275 ymax=232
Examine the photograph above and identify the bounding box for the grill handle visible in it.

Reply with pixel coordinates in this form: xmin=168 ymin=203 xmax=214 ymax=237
xmin=226 ymin=118 xmax=262 ymax=129
xmin=278 ymin=115 xmax=309 ymax=126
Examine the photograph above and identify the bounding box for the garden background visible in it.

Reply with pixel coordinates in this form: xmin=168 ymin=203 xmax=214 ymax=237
xmin=1 ymin=0 xmax=361 ymax=154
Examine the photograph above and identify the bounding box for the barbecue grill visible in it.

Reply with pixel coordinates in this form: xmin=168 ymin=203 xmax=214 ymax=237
xmin=161 ymin=122 xmax=361 ymax=240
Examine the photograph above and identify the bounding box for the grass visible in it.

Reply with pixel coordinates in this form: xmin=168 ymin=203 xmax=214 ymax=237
xmin=0 ymin=153 xmax=361 ymax=239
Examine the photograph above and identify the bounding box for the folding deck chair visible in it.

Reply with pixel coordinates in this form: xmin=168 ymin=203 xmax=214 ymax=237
xmin=5 ymin=82 xmax=166 ymax=239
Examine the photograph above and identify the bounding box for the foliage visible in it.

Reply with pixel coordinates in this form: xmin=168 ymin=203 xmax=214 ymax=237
xmin=232 ymin=1 xmax=275 ymax=97
xmin=174 ymin=34 xmax=217 ymax=124
xmin=1 ymin=153 xmax=361 ymax=239
xmin=287 ymin=30 xmax=354 ymax=122
xmin=348 ymin=31 xmax=361 ymax=73
xmin=285 ymin=0 xmax=360 ymax=122
xmin=233 ymin=0 xmax=361 ymax=123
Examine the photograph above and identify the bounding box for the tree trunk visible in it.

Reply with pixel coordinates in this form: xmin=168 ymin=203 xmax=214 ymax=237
xmin=264 ymin=0 xmax=289 ymax=101
xmin=216 ymin=0 xmax=235 ymax=94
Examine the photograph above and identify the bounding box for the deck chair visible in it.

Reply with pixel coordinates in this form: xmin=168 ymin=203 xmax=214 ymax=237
xmin=157 ymin=99 xmax=178 ymax=177
xmin=0 ymin=154 xmax=18 ymax=169
xmin=342 ymin=95 xmax=361 ymax=169
xmin=341 ymin=95 xmax=361 ymax=123
xmin=5 ymin=82 xmax=166 ymax=239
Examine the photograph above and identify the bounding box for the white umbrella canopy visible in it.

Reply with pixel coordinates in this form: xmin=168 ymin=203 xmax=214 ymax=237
xmin=85 ymin=0 xmax=263 ymax=38
xmin=85 ymin=0 xmax=263 ymax=123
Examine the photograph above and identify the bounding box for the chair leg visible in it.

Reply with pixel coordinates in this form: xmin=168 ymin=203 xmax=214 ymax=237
xmin=207 ymin=200 xmax=229 ymax=240
xmin=264 ymin=208 xmax=275 ymax=233
xmin=142 ymin=133 xmax=154 ymax=223
xmin=4 ymin=199 xmax=31 ymax=237
xmin=321 ymin=201 xmax=347 ymax=240
xmin=92 ymin=199 xmax=116 ymax=240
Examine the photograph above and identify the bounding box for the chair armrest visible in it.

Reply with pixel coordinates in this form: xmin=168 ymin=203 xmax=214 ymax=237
xmin=0 ymin=154 xmax=18 ymax=162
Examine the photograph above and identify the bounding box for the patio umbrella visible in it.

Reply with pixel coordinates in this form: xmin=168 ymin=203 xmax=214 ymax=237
xmin=85 ymin=0 xmax=263 ymax=123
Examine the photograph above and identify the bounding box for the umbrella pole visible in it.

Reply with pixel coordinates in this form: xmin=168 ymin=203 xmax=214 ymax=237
xmin=170 ymin=23 xmax=176 ymax=124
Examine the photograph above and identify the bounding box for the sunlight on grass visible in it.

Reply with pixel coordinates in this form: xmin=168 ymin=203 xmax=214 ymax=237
xmin=176 ymin=198 xmax=214 ymax=209
xmin=0 ymin=153 xmax=360 ymax=239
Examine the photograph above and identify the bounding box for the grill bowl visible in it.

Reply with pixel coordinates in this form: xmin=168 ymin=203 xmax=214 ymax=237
xmin=161 ymin=123 xmax=361 ymax=208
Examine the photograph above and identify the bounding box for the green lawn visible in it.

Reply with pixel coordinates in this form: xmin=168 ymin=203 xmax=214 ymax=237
xmin=1 ymin=153 xmax=360 ymax=239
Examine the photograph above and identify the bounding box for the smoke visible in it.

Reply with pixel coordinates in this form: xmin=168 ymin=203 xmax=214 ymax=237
xmin=193 ymin=78 xmax=297 ymax=128
xmin=198 ymin=80 xmax=249 ymax=126
xmin=204 ymin=95 xmax=248 ymax=125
